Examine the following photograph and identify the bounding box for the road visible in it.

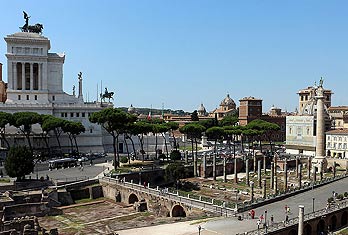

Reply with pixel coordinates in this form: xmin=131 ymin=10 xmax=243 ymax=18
xmin=26 ymin=156 xmax=114 ymax=182
xmin=118 ymin=176 xmax=348 ymax=235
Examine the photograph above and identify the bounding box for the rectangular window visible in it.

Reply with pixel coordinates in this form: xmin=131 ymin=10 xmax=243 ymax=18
xmin=90 ymin=129 xmax=93 ymax=133
xmin=18 ymin=95 xmax=21 ymax=100
xmin=76 ymin=113 xmax=80 ymax=117
xmin=26 ymin=95 xmax=29 ymax=100
xmin=34 ymin=95 xmax=37 ymax=100
xmin=70 ymin=113 xmax=74 ymax=117
xmin=52 ymin=95 xmax=55 ymax=101
xmin=61 ymin=113 xmax=64 ymax=117
xmin=64 ymin=113 xmax=67 ymax=117
xmin=82 ymin=112 xmax=85 ymax=117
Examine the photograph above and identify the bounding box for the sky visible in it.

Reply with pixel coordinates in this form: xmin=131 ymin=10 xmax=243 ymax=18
xmin=1 ymin=1 xmax=348 ymax=113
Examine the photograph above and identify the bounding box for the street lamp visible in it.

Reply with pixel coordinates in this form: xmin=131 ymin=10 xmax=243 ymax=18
xmin=264 ymin=210 xmax=268 ymax=233
xmin=312 ymin=198 xmax=315 ymax=213
xmin=198 ymin=225 xmax=202 ymax=235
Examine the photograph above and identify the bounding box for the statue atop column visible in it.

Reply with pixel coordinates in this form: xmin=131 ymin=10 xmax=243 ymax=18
xmin=72 ymin=85 xmax=75 ymax=96
xmin=77 ymin=72 xmax=83 ymax=101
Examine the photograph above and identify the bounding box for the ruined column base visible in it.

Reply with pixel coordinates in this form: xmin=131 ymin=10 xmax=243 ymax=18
xmin=311 ymin=156 xmax=328 ymax=173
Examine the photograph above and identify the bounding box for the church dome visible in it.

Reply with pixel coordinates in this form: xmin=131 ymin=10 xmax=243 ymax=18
xmin=220 ymin=94 xmax=236 ymax=107
xmin=128 ymin=104 xmax=136 ymax=114
xmin=198 ymin=103 xmax=206 ymax=112
xmin=198 ymin=103 xmax=207 ymax=116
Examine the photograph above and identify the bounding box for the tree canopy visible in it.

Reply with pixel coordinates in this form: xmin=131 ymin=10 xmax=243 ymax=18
xmin=5 ymin=146 xmax=34 ymax=181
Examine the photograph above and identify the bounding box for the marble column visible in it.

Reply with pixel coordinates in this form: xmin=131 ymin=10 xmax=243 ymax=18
xmin=274 ymin=175 xmax=278 ymax=193
xmin=298 ymin=164 xmax=302 ymax=188
xmin=313 ymin=167 xmax=317 ymax=182
xmin=296 ymin=157 xmax=299 ymax=178
xmin=270 ymin=161 xmax=274 ymax=189
xmin=250 ymin=181 xmax=254 ymax=203
xmin=13 ymin=62 xmax=17 ymax=90
xmin=307 ymin=157 xmax=311 ymax=179
xmin=263 ymin=154 xmax=267 ymax=174
xmin=223 ymin=157 xmax=227 ymax=182
xmin=38 ymin=63 xmax=42 ymax=90
xmin=298 ymin=205 xmax=305 ymax=235
xmin=203 ymin=154 xmax=207 ymax=178
xmin=213 ymin=153 xmax=216 ymax=181
xmin=284 ymin=160 xmax=288 ymax=192
xmin=258 ymin=160 xmax=262 ymax=188
xmin=246 ymin=159 xmax=250 ymax=186
xmin=234 ymin=157 xmax=238 ymax=184
xmin=319 ymin=162 xmax=323 ymax=181
xmin=21 ymin=62 xmax=25 ymax=90
xmin=253 ymin=153 xmax=257 ymax=173
xmin=30 ymin=63 xmax=33 ymax=90
xmin=262 ymin=179 xmax=267 ymax=199
xmin=312 ymin=83 xmax=328 ymax=173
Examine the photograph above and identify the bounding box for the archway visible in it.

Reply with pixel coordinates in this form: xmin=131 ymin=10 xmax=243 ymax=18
xmin=128 ymin=193 xmax=139 ymax=204
xmin=329 ymin=215 xmax=337 ymax=231
xmin=341 ymin=211 xmax=347 ymax=226
xmin=288 ymin=229 xmax=297 ymax=235
xmin=317 ymin=219 xmax=326 ymax=234
xmin=171 ymin=205 xmax=186 ymax=217
xmin=304 ymin=223 xmax=312 ymax=235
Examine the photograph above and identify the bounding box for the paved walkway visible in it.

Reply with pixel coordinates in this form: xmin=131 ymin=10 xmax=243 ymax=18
xmin=118 ymin=176 xmax=348 ymax=235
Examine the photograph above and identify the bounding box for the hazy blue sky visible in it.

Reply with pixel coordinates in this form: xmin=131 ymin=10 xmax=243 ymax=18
xmin=1 ymin=1 xmax=348 ymax=112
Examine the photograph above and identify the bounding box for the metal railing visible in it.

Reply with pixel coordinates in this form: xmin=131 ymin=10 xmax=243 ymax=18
xmin=100 ymin=176 xmax=238 ymax=216
xmin=245 ymin=199 xmax=348 ymax=235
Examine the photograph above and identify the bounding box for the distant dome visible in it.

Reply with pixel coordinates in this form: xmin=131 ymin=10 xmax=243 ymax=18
xmin=198 ymin=103 xmax=207 ymax=116
xmin=198 ymin=103 xmax=206 ymax=112
xmin=220 ymin=94 xmax=236 ymax=107
xmin=128 ymin=104 xmax=136 ymax=113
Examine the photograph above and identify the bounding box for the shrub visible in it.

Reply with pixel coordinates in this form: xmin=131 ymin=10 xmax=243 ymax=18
xmin=120 ymin=156 xmax=128 ymax=164
xmin=158 ymin=153 xmax=166 ymax=160
xmin=337 ymin=194 xmax=344 ymax=200
xmin=170 ymin=150 xmax=181 ymax=161
xmin=328 ymin=197 xmax=334 ymax=203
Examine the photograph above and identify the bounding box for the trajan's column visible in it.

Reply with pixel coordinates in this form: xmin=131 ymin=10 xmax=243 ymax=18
xmin=312 ymin=78 xmax=328 ymax=173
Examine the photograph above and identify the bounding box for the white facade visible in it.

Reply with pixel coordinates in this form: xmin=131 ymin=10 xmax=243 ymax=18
xmin=0 ymin=30 xmax=173 ymax=155
xmin=326 ymin=129 xmax=348 ymax=159
xmin=0 ymin=31 xmax=115 ymax=153
xmin=285 ymin=115 xmax=316 ymax=155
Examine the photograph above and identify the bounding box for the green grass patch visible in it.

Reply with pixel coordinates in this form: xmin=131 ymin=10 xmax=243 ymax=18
xmin=74 ymin=197 xmax=105 ymax=204
xmin=0 ymin=178 xmax=10 ymax=183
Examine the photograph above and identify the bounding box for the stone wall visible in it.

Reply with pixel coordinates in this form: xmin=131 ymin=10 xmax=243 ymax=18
xmin=2 ymin=203 xmax=50 ymax=221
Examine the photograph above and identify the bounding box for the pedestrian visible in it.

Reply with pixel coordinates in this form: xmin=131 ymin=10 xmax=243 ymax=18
xmin=287 ymin=206 xmax=291 ymax=214
xmin=285 ymin=215 xmax=289 ymax=223
xmin=250 ymin=209 xmax=255 ymax=219
xmin=260 ymin=214 xmax=264 ymax=223
xmin=285 ymin=205 xmax=288 ymax=213
xmin=257 ymin=220 xmax=261 ymax=230
xmin=144 ymin=181 xmax=147 ymax=188
xmin=270 ymin=215 xmax=274 ymax=224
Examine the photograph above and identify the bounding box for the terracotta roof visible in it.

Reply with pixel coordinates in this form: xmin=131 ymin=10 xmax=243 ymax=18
xmin=326 ymin=129 xmax=348 ymax=134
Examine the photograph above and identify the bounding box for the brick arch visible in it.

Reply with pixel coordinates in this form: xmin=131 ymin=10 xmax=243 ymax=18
xmin=317 ymin=219 xmax=326 ymax=234
xmin=171 ymin=204 xmax=186 ymax=217
xmin=329 ymin=215 xmax=337 ymax=231
xmin=287 ymin=229 xmax=297 ymax=235
xmin=341 ymin=211 xmax=348 ymax=227
xmin=304 ymin=223 xmax=312 ymax=235
xmin=128 ymin=193 xmax=139 ymax=204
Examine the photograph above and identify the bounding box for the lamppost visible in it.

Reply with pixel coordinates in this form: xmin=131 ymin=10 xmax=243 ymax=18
xmin=264 ymin=210 xmax=268 ymax=233
xmin=312 ymin=198 xmax=315 ymax=213
xmin=198 ymin=225 xmax=201 ymax=235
